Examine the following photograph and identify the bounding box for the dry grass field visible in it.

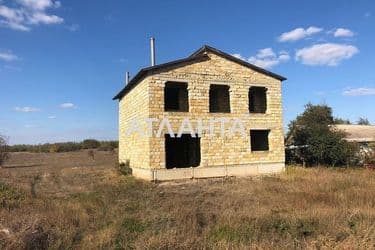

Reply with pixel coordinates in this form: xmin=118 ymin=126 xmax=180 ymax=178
xmin=1 ymin=151 xmax=375 ymax=249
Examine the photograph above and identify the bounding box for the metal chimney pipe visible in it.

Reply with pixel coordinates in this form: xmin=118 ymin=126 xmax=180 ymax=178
xmin=125 ymin=72 xmax=130 ymax=85
xmin=150 ymin=37 xmax=155 ymax=66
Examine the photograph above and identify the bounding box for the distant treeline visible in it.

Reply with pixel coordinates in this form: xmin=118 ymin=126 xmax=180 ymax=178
xmin=6 ymin=139 xmax=118 ymax=153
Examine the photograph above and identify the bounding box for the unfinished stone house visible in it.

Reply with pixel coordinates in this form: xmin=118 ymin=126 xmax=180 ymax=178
xmin=113 ymin=40 xmax=287 ymax=180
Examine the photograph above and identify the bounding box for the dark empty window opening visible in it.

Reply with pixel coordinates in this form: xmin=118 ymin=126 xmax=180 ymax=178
xmin=165 ymin=134 xmax=201 ymax=169
xmin=250 ymin=130 xmax=270 ymax=151
xmin=249 ymin=87 xmax=267 ymax=113
xmin=209 ymin=84 xmax=230 ymax=113
xmin=164 ymin=82 xmax=188 ymax=112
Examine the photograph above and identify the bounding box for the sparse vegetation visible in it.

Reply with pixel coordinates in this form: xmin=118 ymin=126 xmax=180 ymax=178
xmin=357 ymin=117 xmax=370 ymax=125
xmin=0 ymin=152 xmax=374 ymax=249
xmin=0 ymin=135 xmax=9 ymax=166
xmin=334 ymin=117 xmax=351 ymax=124
xmin=87 ymin=149 xmax=95 ymax=160
xmin=5 ymin=140 xmax=118 ymax=153
xmin=0 ymin=182 xmax=25 ymax=209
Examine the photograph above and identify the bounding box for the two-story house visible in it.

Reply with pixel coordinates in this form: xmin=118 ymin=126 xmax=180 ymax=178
xmin=113 ymin=41 xmax=286 ymax=181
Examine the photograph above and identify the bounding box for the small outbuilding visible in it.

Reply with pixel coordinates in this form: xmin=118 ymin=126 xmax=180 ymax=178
xmin=335 ymin=124 xmax=375 ymax=144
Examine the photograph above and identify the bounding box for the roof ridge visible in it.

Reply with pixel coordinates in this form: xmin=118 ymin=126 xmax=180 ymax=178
xmin=189 ymin=45 xmax=286 ymax=81
xmin=113 ymin=45 xmax=287 ymax=100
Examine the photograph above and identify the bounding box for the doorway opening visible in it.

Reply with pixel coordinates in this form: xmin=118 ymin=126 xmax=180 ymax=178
xmin=165 ymin=134 xmax=201 ymax=169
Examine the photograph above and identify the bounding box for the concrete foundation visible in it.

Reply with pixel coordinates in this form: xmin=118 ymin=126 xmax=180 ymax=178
xmin=131 ymin=162 xmax=285 ymax=181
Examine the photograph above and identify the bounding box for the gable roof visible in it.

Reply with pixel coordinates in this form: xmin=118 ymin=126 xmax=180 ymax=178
xmin=113 ymin=45 xmax=287 ymax=100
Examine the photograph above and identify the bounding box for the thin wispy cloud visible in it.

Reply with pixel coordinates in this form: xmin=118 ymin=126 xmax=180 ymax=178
xmin=0 ymin=51 xmax=19 ymax=62
xmin=0 ymin=0 xmax=63 ymax=31
xmin=3 ymin=65 xmax=22 ymax=71
xmin=48 ymin=115 xmax=56 ymax=119
xmin=14 ymin=106 xmax=41 ymax=112
xmin=295 ymin=43 xmax=359 ymax=66
xmin=233 ymin=48 xmax=290 ymax=69
xmin=24 ymin=124 xmax=37 ymax=128
xmin=278 ymin=26 xmax=323 ymax=42
xmin=66 ymin=23 xmax=79 ymax=32
xmin=314 ymin=91 xmax=326 ymax=96
xmin=60 ymin=102 xmax=76 ymax=109
xmin=118 ymin=58 xmax=128 ymax=63
xmin=334 ymin=28 xmax=354 ymax=38
xmin=342 ymin=87 xmax=375 ymax=96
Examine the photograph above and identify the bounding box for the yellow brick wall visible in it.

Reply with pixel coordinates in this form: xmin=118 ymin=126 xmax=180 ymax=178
xmin=148 ymin=52 xmax=285 ymax=169
xmin=118 ymin=51 xmax=285 ymax=170
xmin=118 ymin=78 xmax=150 ymax=168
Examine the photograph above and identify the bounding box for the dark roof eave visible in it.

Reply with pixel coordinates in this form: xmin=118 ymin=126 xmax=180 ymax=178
xmin=112 ymin=54 xmax=210 ymax=100
xmin=113 ymin=45 xmax=287 ymax=100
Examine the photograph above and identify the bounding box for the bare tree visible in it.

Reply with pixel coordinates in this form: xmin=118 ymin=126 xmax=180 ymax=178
xmin=357 ymin=117 xmax=370 ymax=125
xmin=0 ymin=135 xmax=9 ymax=166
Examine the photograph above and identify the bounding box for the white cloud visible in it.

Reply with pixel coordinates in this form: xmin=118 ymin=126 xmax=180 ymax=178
xmin=334 ymin=28 xmax=354 ymax=37
xmin=248 ymin=48 xmax=290 ymax=69
xmin=14 ymin=106 xmax=40 ymax=112
xmin=48 ymin=115 xmax=56 ymax=119
xmin=278 ymin=51 xmax=290 ymax=61
xmin=0 ymin=5 xmax=29 ymax=31
xmin=256 ymin=48 xmax=275 ymax=59
xmin=28 ymin=12 xmax=63 ymax=24
xmin=0 ymin=0 xmax=63 ymax=31
xmin=295 ymin=43 xmax=359 ymax=66
xmin=232 ymin=53 xmax=245 ymax=60
xmin=0 ymin=51 xmax=18 ymax=61
xmin=342 ymin=87 xmax=375 ymax=96
xmin=60 ymin=102 xmax=76 ymax=109
xmin=16 ymin=0 xmax=61 ymax=11
xmin=278 ymin=26 xmax=323 ymax=42
xmin=233 ymin=49 xmax=290 ymax=69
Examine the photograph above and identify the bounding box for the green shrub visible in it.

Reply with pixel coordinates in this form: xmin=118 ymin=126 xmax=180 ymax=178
xmin=98 ymin=141 xmax=118 ymax=151
xmin=121 ymin=217 xmax=145 ymax=233
xmin=115 ymin=217 xmax=146 ymax=249
xmin=209 ymin=215 xmax=319 ymax=244
xmin=0 ymin=182 xmax=25 ymax=209
xmin=117 ymin=161 xmax=132 ymax=176
xmin=82 ymin=139 xmax=100 ymax=149
xmin=209 ymin=225 xmax=240 ymax=242
xmin=286 ymin=103 xmax=359 ymax=167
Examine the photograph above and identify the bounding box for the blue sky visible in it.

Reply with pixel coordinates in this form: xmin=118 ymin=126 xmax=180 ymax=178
xmin=0 ymin=0 xmax=374 ymax=144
